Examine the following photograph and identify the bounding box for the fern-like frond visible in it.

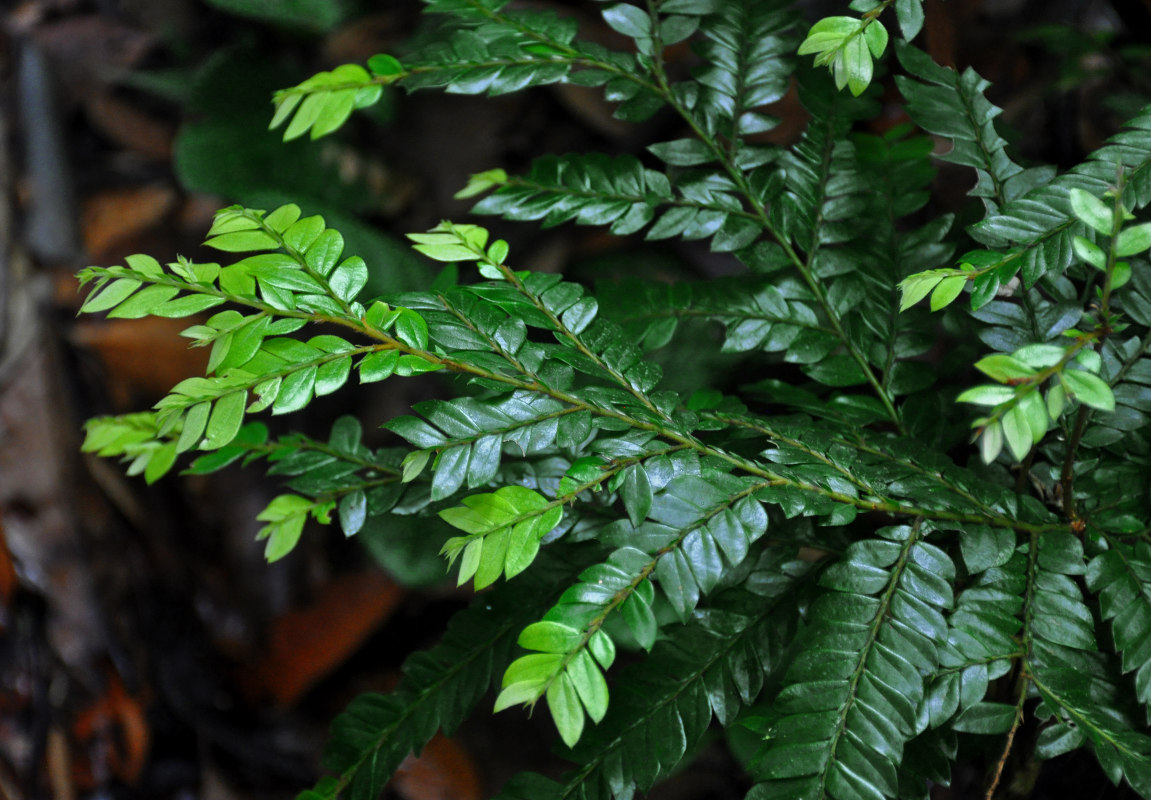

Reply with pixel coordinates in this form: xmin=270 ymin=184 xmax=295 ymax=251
xmin=77 ymin=205 xmax=445 ymax=482
xmin=922 ymin=550 xmax=1024 ymax=731
xmin=767 ymin=68 xmax=903 ymax=397
xmin=1030 ymin=661 xmax=1151 ymax=795
xmin=851 ymin=130 xmax=953 ymax=398
xmin=1019 ymin=529 xmax=1151 ymax=793
xmin=469 ymin=153 xmax=674 ymax=236
xmin=496 ymin=549 xmax=810 ymax=800
xmin=386 ymin=393 xmax=574 ymax=499
xmin=495 ymin=471 xmax=771 ymax=745
xmin=749 ymin=524 xmax=954 ymax=800
xmin=597 ymin=275 xmax=826 ymax=356
xmin=968 ymin=104 xmax=1151 ymax=287
xmin=467 ymin=149 xmax=773 ymax=252
xmin=777 ymin=69 xmax=876 ymax=256
xmin=894 ymin=42 xmax=1037 ymax=213
xmin=687 ymin=0 xmax=798 ymax=141
xmin=1088 ymin=538 xmax=1151 ymax=718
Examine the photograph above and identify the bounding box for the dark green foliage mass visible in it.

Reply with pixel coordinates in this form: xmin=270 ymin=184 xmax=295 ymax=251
xmin=77 ymin=0 xmax=1151 ymax=798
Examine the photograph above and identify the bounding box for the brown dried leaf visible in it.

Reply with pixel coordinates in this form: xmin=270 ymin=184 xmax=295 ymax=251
xmin=240 ymin=570 xmax=405 ymax=707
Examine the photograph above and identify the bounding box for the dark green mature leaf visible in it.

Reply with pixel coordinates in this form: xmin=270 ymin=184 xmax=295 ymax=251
xmin=472 ymin=153 xmax=673 ymax=235
xmin=895 ymin=41 xmax=1028 ymax=215
xmin=752 ymin=526 xmax=954 ymax=800
xmin=689 ymin=0 xmax=798 ymax=140
xmin=1088 ymin=540 xmax=1151 ymax=715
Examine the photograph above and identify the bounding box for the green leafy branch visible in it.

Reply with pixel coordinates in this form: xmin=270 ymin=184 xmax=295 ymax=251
xmin=378 ymin=0 xmax=902 ymax=426
xmin=797 ymin=5 xmax=891 ymax=97
xmin=508 ymin=553 xmax=811 ymax=800
xmin=494 ymin=476 xmax=770 ymax=747
xmin=958 ymin=340 xmax=1114 ymax=464
xmin=438 ymin=485 xmax=565 ymax=589
xmin=898 ymin=181 xmax=1151 ymax=466
xmin=270 ymin=64 xmax=387 ymax=141
xmin=80 ymin=208 xmax=1068 ymax=568
xmin=409 ymin=222 xmax=671 ymax=423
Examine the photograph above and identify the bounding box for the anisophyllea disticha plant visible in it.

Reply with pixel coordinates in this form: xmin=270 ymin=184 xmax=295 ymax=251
xmin=77 ymin=0 xmax=1151 ymax=797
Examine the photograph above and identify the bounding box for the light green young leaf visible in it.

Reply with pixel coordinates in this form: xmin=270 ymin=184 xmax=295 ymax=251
xmin=1115 ymin=222 xmax=1151 ymax=257
xmin=1001 ymin=405 xmax=1031 ymax=462
xmin=957 ymin=384 xmax=1016 ymax=406
xmin=207 ymin=208 xmax=260 ymax=237
xmin=930 ymin=274 xmax=966 ymax=310
xmin=205 ymin=230 xmax=280 ymax=252
xmin=487 ymin=239 xmax=510 ymax=264
xmin=455 ymin=168 xmax=508 ymax=200
xmin=204 ymin=390 xmax=247 ymax=449
xmin=839 ymin=36 xmax=873 ymax=96
xmin=401 ymin=449 xmax=432 ymax=483
xmin=798 ymin=16 xmax=860 ymax=56
xmin=264 ymin=204 xmax=301 ymax=233
xmin=474 ymin=528 xmax=511 ymax=589
xmin=456 ymin=538 xmax=483 ymax=585
xmin=1046 ymin=383 xmax=1067 ymax=419
xmin=547 ymin=675 xmax=585 ymax=749
xmin=1072 ymin=236 xmax=1107 ymax=270
xmin=309 ymin=89 xmax=357 ymax=140
xmin=1062 ymin=369 xmax=1115 ymax=412
xmin=1069 ymin=188 xmax=1114 ymax=236
xmin=494 ymin=680 xmax=548 ymax=714
xmin=1112 ymin=261 xmax=1132 ymax=289
xmin=107 ymin=285 xmax=180 ymax=319
xmin=1076 ymin=349 xmax=1102 ymax=373
xmin=863 ymin=20 xmax=888 ymax=58
xmin=898 ymin=270 xmax=946 ymax=311
xmin=1014 ymin=344 xmax=1066 ymax=369
xmin=143 ymin=442 xmax=178 ymax=485
xmin=975 ymin=354 xmax=1037 ymax=382
xmin=411 ymin=242 xmax=483 ymax=262
xmin=519 ymin=621 xmax=582 ymax=653
xmin=80 ymin=278 xmax=142 ymax=313
xmin=125 ymin=254 xmax=165 ymax=277
xmin=1018 ymin=389 xmax=1049 ymax=444
xmin=979 ymin=419 xmax=1004 ymax=464
xmin=256 ymin=494 xmax=316 ymax=562
xmin=177 ymin=401 xmax=210 ymax=453
xmin=567 ymin=650 xmax=609 ymax=724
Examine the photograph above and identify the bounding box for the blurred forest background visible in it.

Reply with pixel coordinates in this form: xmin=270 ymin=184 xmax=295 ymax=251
xmin=2 ymin=0 xmax=1151 ymax=798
